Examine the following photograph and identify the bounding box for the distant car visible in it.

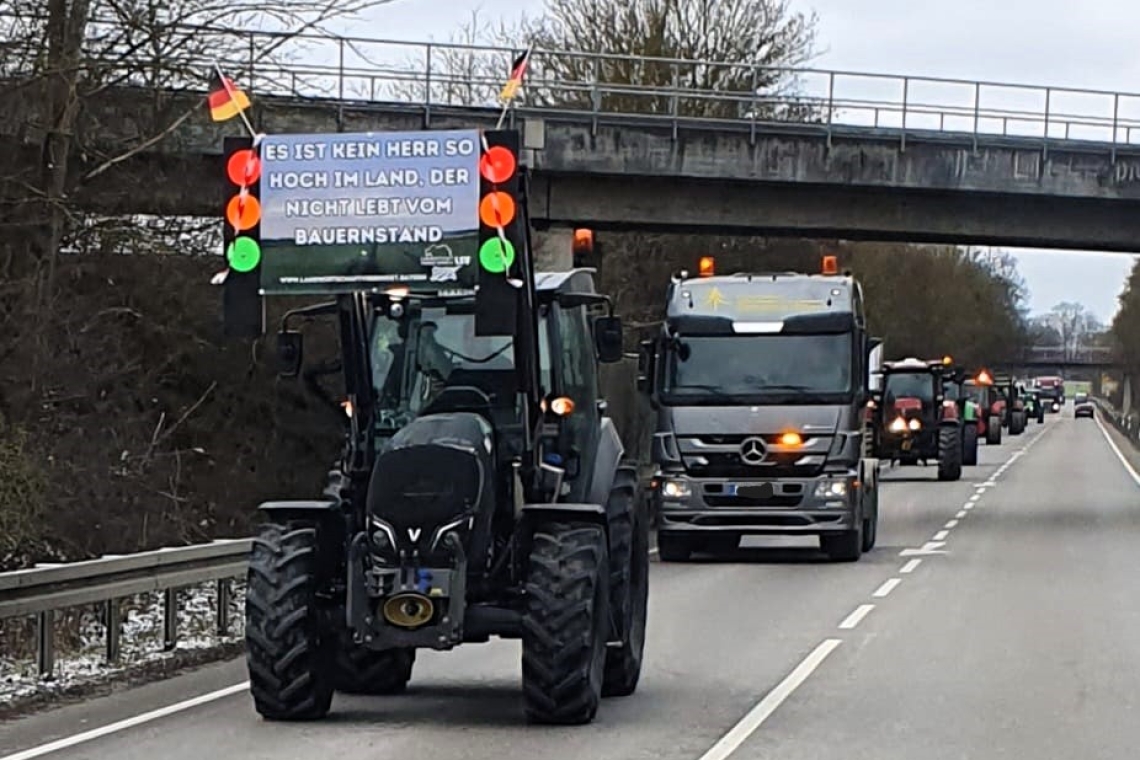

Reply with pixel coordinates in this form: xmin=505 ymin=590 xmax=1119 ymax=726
xmin=1074 ymin=393 xmax=1094 ymax=419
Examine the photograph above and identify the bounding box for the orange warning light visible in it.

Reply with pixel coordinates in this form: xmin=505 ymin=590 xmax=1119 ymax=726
xmin=479 ymin=191 xmax=516 ymax=228
xmin=573 ymin=228 xmax=594 ymax=254
xmin=479 ymin=146 xmax=516 ymax=184
xmin=822 ymin=255 xmax=839 ymax=275
xmin=225 ymin=193 xmax=261 ymax=231
xmin=976 ymin=369 xmax=994 ymax=385
xmin=698 ymin=256 xmax=715 ymax=277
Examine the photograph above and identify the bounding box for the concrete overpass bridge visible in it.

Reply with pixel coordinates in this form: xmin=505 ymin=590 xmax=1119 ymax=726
xmin=8 ymin=25 xmax=1140 ymax=249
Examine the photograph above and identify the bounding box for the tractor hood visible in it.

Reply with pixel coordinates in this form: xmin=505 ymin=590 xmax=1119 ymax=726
xmin=892 ymin=397 xmax=924 ymax=413
xmin=657 ymin=404 xmax=857 ymax=478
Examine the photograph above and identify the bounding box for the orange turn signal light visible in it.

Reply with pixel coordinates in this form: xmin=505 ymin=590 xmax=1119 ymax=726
xmin=545 ymin=396 xmax=575 ymax=416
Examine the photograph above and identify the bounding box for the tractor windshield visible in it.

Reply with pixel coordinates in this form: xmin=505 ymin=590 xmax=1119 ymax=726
xmin=883 ymin=372 xmax=935 ymax=404
xmin=370 ymin=305 xmax=524 ymax=430
xmin=661 ymin=333 xmax=853 ymax=404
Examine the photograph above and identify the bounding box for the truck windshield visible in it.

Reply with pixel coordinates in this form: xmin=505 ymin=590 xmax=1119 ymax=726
xmin=662 ymin=333 xmax=853 ymax=404
xmin=370 ymin=306 xmax=519 ymax=429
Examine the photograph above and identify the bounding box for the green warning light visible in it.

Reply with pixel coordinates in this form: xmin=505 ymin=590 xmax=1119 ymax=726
xmin=479 ymin=237 xmax=515 ymax=273
xmin=227 ymin=236 xmax=261 ymax=272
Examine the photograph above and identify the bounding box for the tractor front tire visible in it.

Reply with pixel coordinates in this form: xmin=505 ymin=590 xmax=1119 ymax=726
xmin=332 ymin=645 xmax=415 ymax=695
xmin=522 ymin=522 xmax=610 ymax=725
xmin=962 ymin=423 xmax=979 ymax=466
xmin=985 ymin=416 xmax=1002 ymax=445
xmin=602 ymin=468 xmax=649 ymax=698
xmin=246 ymin=521 xmax=335 ymax=721
xmin=937 ymin=424 xmax=963 ymax=481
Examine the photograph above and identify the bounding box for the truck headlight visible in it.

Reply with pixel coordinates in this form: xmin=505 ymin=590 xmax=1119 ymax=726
xmin=814 ymin=480 xmax=849 ymax=499
xmin=661 ymin=479 xmax=691 ymax=499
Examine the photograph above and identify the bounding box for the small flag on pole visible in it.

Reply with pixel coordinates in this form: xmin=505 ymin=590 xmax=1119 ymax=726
xmin=498 ymin=48 xmax=531 ymax=104
xmin=207 ymin=71 xmax=252 ymax=122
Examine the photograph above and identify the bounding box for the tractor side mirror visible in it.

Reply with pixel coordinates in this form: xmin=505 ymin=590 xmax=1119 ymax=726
xmin=594 ymin=315 xmax=623 ymax=364
xmin=277 ymin=331 xmax=303 ymax=378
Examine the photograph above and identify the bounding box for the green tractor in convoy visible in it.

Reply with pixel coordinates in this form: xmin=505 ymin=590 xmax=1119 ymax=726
xmin=222 ymin=127 xmax=649 ymax=726
xmin=942 ymin=363 xmax=982 ymax=466
xmin=870 ymin=357 xmax=971 ymax=480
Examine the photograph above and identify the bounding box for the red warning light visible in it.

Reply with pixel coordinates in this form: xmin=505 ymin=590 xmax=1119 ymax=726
xmin=822 ymin=255 xmax=839 ymax=275
xmin=479 ymin=146 xmax=516 ymax=184
xmin=226 ymin=149 xmax=261 ymax=186
xmin=479 ymin=191 xmax=516 ymax=228
xmin=225 ymin=193 xmax=261 ymax=231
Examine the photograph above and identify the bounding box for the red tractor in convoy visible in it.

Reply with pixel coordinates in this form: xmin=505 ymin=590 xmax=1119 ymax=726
xmin=870 ymin=357 xmax=966 ymax=481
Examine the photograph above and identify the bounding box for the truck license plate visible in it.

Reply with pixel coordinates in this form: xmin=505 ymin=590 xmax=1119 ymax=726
xmin=727 ymin=483 xmax=774 ymax=499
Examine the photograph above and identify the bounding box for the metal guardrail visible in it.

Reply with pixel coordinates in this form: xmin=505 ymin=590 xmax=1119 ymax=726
xmin=0 ymin=539 xmax=250 ymax=678
xmin=7 ymin=18 xmax=1140 ymax=152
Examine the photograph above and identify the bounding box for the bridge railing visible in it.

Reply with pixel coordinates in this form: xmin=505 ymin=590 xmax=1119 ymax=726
xmin=7 ymin=17 xmax=1140 ymax=150
xmin=0 ymin=539 xmax=250 ymax=678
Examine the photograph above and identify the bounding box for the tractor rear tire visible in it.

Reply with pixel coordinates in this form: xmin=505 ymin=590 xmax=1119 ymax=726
xmin=332 ymin=645 xmax=415 ymax=695
xmin=937 ymin=424 xmax=963 ymax=481
xmin=1009 ymin=411 xmax=1025 ymax=435
xmin=962 ymin=423 xmax=979 ymax=466
xmin=985 ymin=416 xmax=1002 ymax=445
xmin=602 ymin=468 xmax=649 ymax=698
xmin=522 ymin=522 xmax=610 ymax=725
xmin=246 ymin=521 xmax=335 ymax=721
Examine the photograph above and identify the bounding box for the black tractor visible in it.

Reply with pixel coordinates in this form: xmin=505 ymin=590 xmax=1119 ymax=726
xmin=870 ymin=358 xmax=966 ymax=481
xmin=993 ymin=374 xmax=1028 ymax=435
xmin=228 ymin=130 xmax=649 ymax=726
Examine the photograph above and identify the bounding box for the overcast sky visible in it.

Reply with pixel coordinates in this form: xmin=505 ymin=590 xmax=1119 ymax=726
xmin=335 ymin=0 xmax=1138 ymax=323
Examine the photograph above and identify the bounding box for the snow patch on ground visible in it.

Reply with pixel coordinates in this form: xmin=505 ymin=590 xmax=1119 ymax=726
xmin=0 ymin=579 xmax=246 ymax=703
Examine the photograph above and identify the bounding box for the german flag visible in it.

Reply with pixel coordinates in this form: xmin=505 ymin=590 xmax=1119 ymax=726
xmin=207 ymin=72 xmax=251 ymax=122
xmin=498 ymin=49 xmax=530 ymax=103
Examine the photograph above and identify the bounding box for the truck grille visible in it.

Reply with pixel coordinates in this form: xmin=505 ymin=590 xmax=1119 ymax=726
xmin=678 ymin=434 xmax=828 ymax=479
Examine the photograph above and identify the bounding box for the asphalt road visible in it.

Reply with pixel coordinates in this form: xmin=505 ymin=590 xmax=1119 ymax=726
xmin=3 ymin=409 xmax=1136 ymax=760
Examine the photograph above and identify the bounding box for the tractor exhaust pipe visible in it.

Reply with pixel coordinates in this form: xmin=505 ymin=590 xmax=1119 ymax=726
xmin=382 ymin=593 xmax=435 ymax=628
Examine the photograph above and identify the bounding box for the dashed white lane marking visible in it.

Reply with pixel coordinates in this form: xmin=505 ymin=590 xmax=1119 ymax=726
xmin=900 ymin=541 xmax=947 ymax=556
xmin=697 ymin=639 xmax=842 ymax=760
xmin=933 ymin=530 xmax=949 ymax=541
xmin=838 ymin=604 xmax=875 ymax=629
xmin=944 ymin=519 xmax=959 ymax=528
xmin=969 ymin=494 xmax=981 ymax=502
xmin=0 ymin=682 xmax=251 ymax=760
xmin=956 ymin=510 xmax=967 ymax=518
xmin=963 ymin=503 xmax=973 ymax=510
xmin=872 ymin=578 xmax=902 ymax=598
xmin=1095 ymin=414 xmax=1140 ymax=488
xmin=900 ymin=558 xmax=922 ymax=574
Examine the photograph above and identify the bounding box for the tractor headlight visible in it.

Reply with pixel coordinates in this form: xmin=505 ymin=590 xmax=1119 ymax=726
xmin=889 ymin=417 xmax=907 ymax=433
xmin=908 ymin=418 xmax=922 ymax=431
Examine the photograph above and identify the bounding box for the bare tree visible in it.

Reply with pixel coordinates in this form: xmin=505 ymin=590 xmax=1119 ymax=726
xmin=390 ymin=0 xmax=821 ymax=121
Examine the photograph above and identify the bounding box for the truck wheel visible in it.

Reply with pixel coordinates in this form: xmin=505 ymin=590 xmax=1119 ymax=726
xmin=962 ymin=423 xmax=979 ymax=466
xmin=522 ymin=522 xmax=610 ymax=725
xmin=937 ymin=424 xmax=962 ymax=481
xmin=332 ymin=645 xmax=414 ymax=695
xmin=602 ymin=468 xmax=648 ymax=698
xmin=657 ymin=534 xmax=692 ymax=562
xmin=822 ymin=522 xmax=863 ymax=562
xmin=985 ymin=416 xmax=1002 ymax=445
xmin=860 ymin=498 xmax=878 ymax=553
xmin=246 ymin=521 xmax=334 ymax=721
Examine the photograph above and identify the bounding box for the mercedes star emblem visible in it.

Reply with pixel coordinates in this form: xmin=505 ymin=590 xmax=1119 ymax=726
xmin=739 ymin=437 xmax=767 ymax=466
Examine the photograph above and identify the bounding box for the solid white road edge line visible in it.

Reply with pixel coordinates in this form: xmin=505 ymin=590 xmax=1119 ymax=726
xmin=838 ymin=604 xmax=875 ymax=630
xmin=0 ymin=682 xmax=251 ymax=760
xmin=872 ymin=578 xmax=902 ymax=598
xmin=900 ymin=558 xmax=922 ymax=574
xmin=1095 ymin=414 xmax=1140 ymax=488
xmin=697 ymin=639 xmax=842 ymax=760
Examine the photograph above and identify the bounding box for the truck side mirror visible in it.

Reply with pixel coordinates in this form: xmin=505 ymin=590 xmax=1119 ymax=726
xmin=594 ymin=315 xmax=623 ymax=364
xmin=637 ymin=339 xmax=655 ymax=393
xmin=277 ymin=331 xmax=303 ymax=378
